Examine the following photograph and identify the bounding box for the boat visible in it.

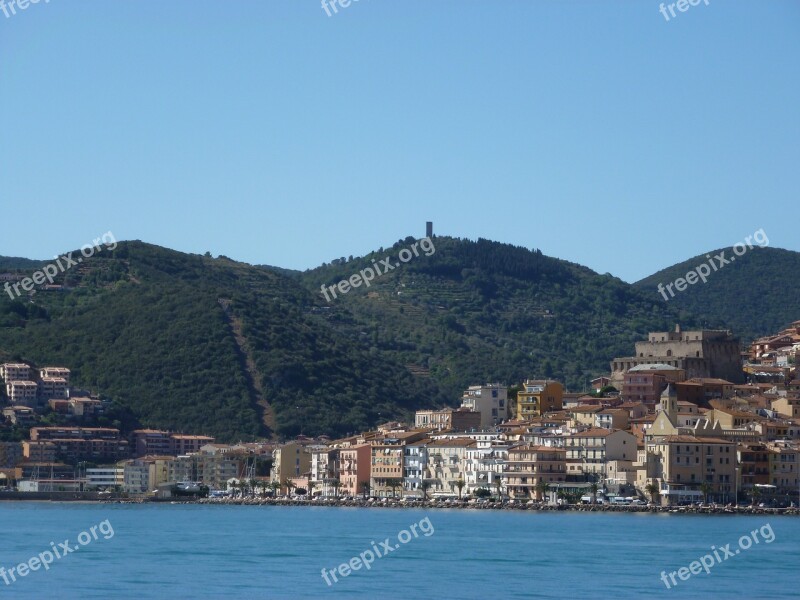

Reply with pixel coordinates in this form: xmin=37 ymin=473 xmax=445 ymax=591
xmin=175 ymin=482 xmax=201 ymax=493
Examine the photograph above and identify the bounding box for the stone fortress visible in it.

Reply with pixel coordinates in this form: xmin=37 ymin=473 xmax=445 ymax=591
xmin=610 ymin=324 xmax=744 ymax=387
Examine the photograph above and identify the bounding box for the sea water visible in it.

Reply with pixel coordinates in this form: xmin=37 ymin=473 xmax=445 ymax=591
xmin=0 ymin=503 xmax=797 ymax=599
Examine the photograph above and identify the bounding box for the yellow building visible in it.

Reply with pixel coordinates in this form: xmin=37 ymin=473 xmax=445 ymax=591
xmin=271 ymin=441 xmax=312 ymax=492
xmin=771 ymin=397 xmax=800 ymax=419
xmin=22 ymin=440 xmax=56 ymax=462
xmin=646 ymin=435 xmax=737 ymax=505
xmin=704 ymin=406 xmax=763 ymax=430
xmin=517 ymin=380 xmax=564 ymax=420
xmin=768 ymin=442 xmax=799 ymax=494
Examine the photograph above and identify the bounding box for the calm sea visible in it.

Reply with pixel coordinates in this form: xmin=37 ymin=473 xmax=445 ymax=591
xmin=0 ymin=503 xmax=797 ymax=599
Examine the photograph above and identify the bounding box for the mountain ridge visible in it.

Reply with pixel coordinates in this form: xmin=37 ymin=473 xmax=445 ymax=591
xmin=1 ymin=236 xmax=794 ymax=441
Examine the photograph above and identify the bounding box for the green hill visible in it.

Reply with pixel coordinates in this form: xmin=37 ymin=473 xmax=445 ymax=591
xmin=0 ymin=256 xmax=46 ymax=271
xmin=0 ymin=242 xmax=445 ymax=441
xmin=634 ymin=246 xmax=800 ymax=341
xmin=298 ymin=236 xmax=701 ymax=398
xmin=4 ymin=235 xmax=781 ymax=442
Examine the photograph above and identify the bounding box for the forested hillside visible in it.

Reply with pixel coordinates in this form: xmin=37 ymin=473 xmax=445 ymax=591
xmin=3 ymin=236 xmax=783 ymax=441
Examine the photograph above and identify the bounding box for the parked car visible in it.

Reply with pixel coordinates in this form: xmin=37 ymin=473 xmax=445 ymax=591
xmin=580 ymin=495 xmax=607 ymax=504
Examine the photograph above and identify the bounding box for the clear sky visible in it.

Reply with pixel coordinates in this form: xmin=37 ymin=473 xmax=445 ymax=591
xmin=1 ymin=0 xmax=798 ymax=282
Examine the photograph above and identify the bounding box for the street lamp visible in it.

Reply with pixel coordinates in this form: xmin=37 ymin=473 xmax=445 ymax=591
xmin=707 ymin=468 xmax=715 ymax=504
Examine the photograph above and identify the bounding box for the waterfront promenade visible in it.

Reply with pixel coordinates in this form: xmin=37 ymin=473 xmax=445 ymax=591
xmin=181 ymin=496 xmax=800 ymax=516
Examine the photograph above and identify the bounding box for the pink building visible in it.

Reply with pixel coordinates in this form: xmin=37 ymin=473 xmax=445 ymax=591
xmin=339 ymin=444 xmax=371 ymax=497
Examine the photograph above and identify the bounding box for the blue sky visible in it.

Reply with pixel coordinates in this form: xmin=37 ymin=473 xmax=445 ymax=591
xmin=1 ymin=0 xmax=798 ymax=282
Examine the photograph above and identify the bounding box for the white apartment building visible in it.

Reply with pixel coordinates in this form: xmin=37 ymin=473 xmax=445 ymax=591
xmin=403 ymin=441 xmax=428 ymax=497
xmin=1 ymin=363 xmax=31 ymax=382
xmin=39 ymin=377 xmax=69 ymax=400
xmin=40 ymin=367 xmax=70 ymax=384
xmin=463 ymin=441 xmax=509 ymax=495
xmin=122 ymin=460 xmax=152 ymax=494
xmin=86 ymin=467 xmax=124 ymax=489
xmin=425 ymin=438 xmax=475 ymax=497
xmin=6 ymin=380 xmax=38 ymax=407
xmin=168 ymin=454 xmax=240 ymax=489
xmin=310 ymin=446 xmax=338 ymax=497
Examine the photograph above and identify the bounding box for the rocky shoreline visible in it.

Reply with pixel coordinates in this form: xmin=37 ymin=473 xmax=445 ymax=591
xmin=132 ymin=496 xmax=800 ymax=516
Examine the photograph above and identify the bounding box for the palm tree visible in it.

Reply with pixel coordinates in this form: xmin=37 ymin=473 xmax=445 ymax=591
xmin=699 ymin=482 xmax=712 ymax=504
xmin=388 ymin=479 xmax=401 ymax=499
xmin=268 ymin=481 xmax=280 ymax=497
xmin=360 ymin=480 xmax=370 ymax=500
xmin=249 ymin=478 xmax=259 ymax=498
xmin=645 ymin=483 xmax=659 ymax=505
xmin=535 ymin=480 xmax=550 ymax=502
xmin=331 ymin=479 xmax=341 ymax=498
xmin=228 ymin=480 xmax=239 ymax=497
xmin=494 ymin=479 xmax=504 ymax=504
xmin=282 ymin=478 xmax=294 ymax=497
xmin=455 ymin=479 xmax=466 ymax=500
xmin=308 ymin=481 xmax=317 ymax=498
xmin=750 ymin=486 xmax=761 ymax=507
xmin=420 ymin=480 xmax=430 ymax=500
xmin=590 ymin=482 xmax=599 ymax=505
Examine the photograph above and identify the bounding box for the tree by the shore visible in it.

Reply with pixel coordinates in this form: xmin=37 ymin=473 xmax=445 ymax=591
xmin=645 ymin=483 xmax=659 ymax=505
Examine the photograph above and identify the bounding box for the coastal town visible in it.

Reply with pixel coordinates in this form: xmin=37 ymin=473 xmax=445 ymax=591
xmin=1 ymin=321 xmax=799 ymax=509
